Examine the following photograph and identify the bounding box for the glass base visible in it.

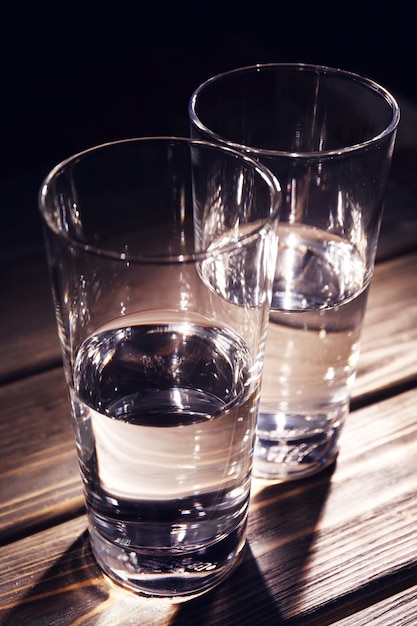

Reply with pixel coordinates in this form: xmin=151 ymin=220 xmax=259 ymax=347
xmin=253 ymin=408 xmax=343 ymax=481
xmin=88 ymin=520 xmax=247 ymax=601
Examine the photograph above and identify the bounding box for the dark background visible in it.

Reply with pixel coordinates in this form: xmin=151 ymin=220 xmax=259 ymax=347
xmin=0 ymin=3 xmax=414 ymax=181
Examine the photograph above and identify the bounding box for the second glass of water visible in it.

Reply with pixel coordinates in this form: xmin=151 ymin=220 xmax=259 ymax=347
xmin=38 ymin=137 xmax=281 ymax=599
xmin=190 ymin=63 xmax=400 ymax=481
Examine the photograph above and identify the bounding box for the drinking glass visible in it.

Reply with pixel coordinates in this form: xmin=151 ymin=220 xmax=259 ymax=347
xmin=38 ymin=137 xmax=280 ymax=599
xmin=189 ymin=63 xmax=400 ymax=481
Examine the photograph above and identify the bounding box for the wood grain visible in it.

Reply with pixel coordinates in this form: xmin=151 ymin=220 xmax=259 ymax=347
xmin=355 ymin=251 xmax=417 ymax=400
xmin=330 ymin=584 xmax=417 ymax=626
xmin=1 ymin=244 xmax=417 ymax=391
xmin=1 ymin=251 xmax=417 ymax=550
xmin=1 ymin=388 xmax=417 ymax=625
xmin=0 ymin=367 xmax=83 ymax=544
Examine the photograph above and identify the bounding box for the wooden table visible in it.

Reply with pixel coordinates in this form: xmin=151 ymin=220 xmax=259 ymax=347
xmin=1 ymin=97 xmax=417 ymax=626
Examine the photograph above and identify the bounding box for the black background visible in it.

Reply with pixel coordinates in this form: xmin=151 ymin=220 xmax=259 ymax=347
xmin=0 ymin=2 xmax=414 ymax=180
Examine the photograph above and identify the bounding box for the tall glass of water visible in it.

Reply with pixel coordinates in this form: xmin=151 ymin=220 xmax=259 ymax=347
xmin=38 ymin=137 xmax=280 ymax=599
xmin=189 ymin=63 xmax=400 ymax=481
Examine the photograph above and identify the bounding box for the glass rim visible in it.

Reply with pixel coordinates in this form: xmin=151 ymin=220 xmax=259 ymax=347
xmin=189 ymin=62 xmax=401 ymax=159
xmin=38 ymin=136 xmax=281 ymax=264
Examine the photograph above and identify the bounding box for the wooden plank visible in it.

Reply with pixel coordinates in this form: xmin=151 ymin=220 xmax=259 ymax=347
xmin=1 ymin=388 xmax=417 ymax=624
xmin=355 ymin=250 xmax=417 ymax=400
xmin=0 ymin=251 xmax=417 ymax=544
xmin=0 ymin=367 xmax=83 ymax=544
xmin=261 ymin=250 xmax=417 ymax=407
xmin=1 ymin=242 xmax=417 ymax=392
xmin=330 ymin=585 xmax=417 ymax=626
xmin=248 ymin=387 xmax=417 ymax=622
xmin=0 ymin=515 xmax=181 ymax=626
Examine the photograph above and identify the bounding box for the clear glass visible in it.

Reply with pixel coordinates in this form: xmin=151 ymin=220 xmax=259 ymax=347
xmin=38 ymin=137 xmax=280 ymax=599
xmin=189 ymin=63 xmax=400 ymax=481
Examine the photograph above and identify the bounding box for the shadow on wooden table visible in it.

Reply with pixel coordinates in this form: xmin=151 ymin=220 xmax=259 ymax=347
xmin=1 ymin=528 xmax=110 ymax=626
xmin=2 ymin=466 xmax=334 ymax=625
xmin=171 ymin=464 xmax=335 ymax=625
